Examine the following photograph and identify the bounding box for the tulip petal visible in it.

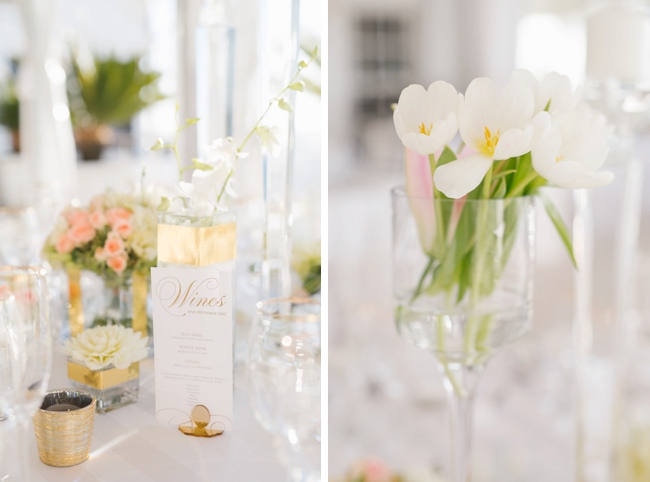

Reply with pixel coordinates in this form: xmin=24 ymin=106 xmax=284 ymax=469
xmin=537 ymin=72 xmax=573 ymax=114
xmin=434 ymin=153 xmax=493 ymax=199
xmin=496 ymin=81 xmax=534 ymax=132
xmin=405 ymin=149 xmax=436 ymax=253
xmin=493 ymin=125 xmax=534 ymax=160
xmin=459 ymin=78 xmax=497 ymax=151
xmin=509 ymin=69 xmax=539 ymax=93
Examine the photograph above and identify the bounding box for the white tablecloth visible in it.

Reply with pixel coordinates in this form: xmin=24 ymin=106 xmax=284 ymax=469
xmin=26 ymin=351 xmax=285 ymax=482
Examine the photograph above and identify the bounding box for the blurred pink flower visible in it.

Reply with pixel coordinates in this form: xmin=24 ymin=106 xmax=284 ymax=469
xmin=94 ymin=247 xmax=106 ymax=261
xmin=106 ymin=254 xmax=127 ymax=274
xmin=55 ymin=234 xmax=75 ymax=254
xmin=106 ymin=207 xmax=132 ymax=226
xmin=67 ymin=223 xmax=96 ymax=244
xmin=104 ymin=232 xmax=125 ymax=257
xmin=113 ymin=220 xmax=133 ymax=239
xmin=350 ymin=458 xmax=393 ymax=482
xmin=89 ymin=210 xmax=107 ymax=230
xmin=89 ymin=194 xmax=104 ymax=212
xmin=66 ymin=210 xmax=89 ymax=227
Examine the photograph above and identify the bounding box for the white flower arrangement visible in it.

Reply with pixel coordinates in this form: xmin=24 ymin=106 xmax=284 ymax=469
xmin=65 ymin=325 xmax=149 ymax=371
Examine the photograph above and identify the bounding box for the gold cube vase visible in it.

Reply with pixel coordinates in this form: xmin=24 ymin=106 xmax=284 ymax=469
xmin=67 ymin=359 xmax=140 ymax=413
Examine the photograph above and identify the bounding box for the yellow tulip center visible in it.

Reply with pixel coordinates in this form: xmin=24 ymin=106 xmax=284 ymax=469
xmin=480 ymin=126 xmax=500 ymax=157
xmin=556 ymin=155 xmax=564 ymax=163
xmin=419 ymin=122 xmax=433 ymax=136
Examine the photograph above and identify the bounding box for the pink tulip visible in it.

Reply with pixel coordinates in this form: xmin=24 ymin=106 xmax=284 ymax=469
xmin=104 ymin=232 xmax=125 ymax=257
xmin=113 ymin=219 xmax=133 ymax=239
xmin=67 ymin=223 xmax=96 ymax=244
xmin=106 ymin=254 xmax=127 ymax=274
xmin=405 ymin=148 xmax=436 ymax=254
xmin=89 ymin=210 xmax=108 ymax=230
xmin=105 ymin=207 xmax=132 ymax=227
xmin=55 ymin=234 xmax=75 ymax=254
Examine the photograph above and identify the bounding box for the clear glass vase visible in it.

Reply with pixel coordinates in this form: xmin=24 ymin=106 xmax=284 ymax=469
xmin=66 ymin=269 xmax=151 ymax=339
xmin=392 ymin=188 xmax=535 ymax=482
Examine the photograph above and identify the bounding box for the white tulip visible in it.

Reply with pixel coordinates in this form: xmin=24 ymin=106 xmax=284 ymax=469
xmin=509 ymin=69 xmax=581 ymax=116
xmin=393 ymin=81 xmax=463 ymax=156
xmin=531 ymin=104 xmax=614 ymax=189
xmin=434 ymin=77 xmax=543 ymax=198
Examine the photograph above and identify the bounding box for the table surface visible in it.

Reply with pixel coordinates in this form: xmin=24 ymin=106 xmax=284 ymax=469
xmin=26 ymin=351 xmax=286 ymax=482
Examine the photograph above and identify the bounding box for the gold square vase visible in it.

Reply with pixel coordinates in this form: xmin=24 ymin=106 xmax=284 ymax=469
xmin=67 ymin=359 xmax=140 ymax=413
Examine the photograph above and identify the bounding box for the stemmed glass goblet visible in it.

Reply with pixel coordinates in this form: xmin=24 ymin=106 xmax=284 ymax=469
xmin=247 ymin=298 xmax=321 ymax=482
xmin=392 ymin=188 xmax=535 ymax=482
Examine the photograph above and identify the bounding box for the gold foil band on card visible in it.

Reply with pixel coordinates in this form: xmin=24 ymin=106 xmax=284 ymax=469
xmin=157 ymin=222 xmax=237 ymax=266
xmin=67 ymin=267 xmax=85 ymax=337
xmin=132 ymin=271 xmax=148 ymax=337
xmin=67 ymin=361 xmax=140 ymax=390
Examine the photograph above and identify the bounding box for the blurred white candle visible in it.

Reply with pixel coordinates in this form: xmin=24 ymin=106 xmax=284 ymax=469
xmin=586 ymin=3 xmax=650 ymax=81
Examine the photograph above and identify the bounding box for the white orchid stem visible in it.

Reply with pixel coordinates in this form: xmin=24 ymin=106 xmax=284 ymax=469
xmin=216 ymin=50 xmax=319 ymax=203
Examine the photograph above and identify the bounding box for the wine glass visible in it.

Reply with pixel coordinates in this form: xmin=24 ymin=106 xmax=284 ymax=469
xmin=247 ymin=298 xmax=321 ymax=482
xmin=0 ymin=208 xmax=42 ymax=266
xmin=392 ymin=188 xmax=535 ymax=482
xmin=0 ymin=266 xmax=52 ymax=481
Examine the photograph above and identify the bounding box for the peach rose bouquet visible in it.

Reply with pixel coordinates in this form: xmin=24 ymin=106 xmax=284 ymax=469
xmin=43 ymin=185 xmax=160 ymax=286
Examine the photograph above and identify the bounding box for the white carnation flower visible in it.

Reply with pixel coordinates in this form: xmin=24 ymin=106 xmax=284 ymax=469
xmin=65 ymin=325 xmax=149 ymax=371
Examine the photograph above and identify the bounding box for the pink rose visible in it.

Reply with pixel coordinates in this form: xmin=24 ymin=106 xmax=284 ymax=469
xmin=105 ymin=207 xmax=132 ymax=226
xmin=89 ymin=210 xmax=107 ymax=230
xmin=55 ymin=234 xmax=75 ymax=254
xmin=66 ymin=210 xmax=89 ymax=227
xmin=106 ymin=254 xmax=127 ymax=274
xmin=67 ymin=223 xmax=96 ymax=244
xmin=104 ymin=232 xmax=125 ymax=257
xmin=94 ymin=247 xmax=106 ymax=261
xmin=113 ymin=220 xmax=133 ymax=238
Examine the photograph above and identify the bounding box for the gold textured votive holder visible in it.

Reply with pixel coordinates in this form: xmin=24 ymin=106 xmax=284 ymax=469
xmin=32 ymin=389 xmax=96 ymax=467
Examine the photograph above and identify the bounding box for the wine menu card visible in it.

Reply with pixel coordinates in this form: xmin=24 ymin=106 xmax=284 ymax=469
xmin=151 ymin=267 xmax=233 ymax=430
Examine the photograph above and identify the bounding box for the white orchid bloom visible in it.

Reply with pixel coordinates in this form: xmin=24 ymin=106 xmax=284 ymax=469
xmin=256 ymin=126 xmax=283 ymax=157
xmin=205 ymin=137 xmax=248 ymax=168
xmin=434 ymin=77 xmax=544 ymax=199
xmin=393 ymin=81 xmax=463 ymax=155
xmin=177 ymin=160 xmax=234 ymax=215
xmin=531 ymin=104 xmax=614 ymax=189
xmin=509 ymin=69 xmax=580 ymax=116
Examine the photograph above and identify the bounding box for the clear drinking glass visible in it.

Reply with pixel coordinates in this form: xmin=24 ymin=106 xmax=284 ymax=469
xmin=247 ymin=298 xmax=321 ymax=482
xmin=0 ymin=266 xmax=52 ymax=481
xmin=392 ymin=188 xmax=535 ymax=482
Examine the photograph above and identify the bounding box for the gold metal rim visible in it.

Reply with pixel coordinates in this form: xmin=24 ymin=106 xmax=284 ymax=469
xmin=256 ymin=297 xmax=320 ymax=322
xmin=37 ymin=388 xmax=97 ymax=415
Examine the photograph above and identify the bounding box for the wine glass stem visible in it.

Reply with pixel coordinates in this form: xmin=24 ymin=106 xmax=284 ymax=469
xmin=442 ymin=365 xmax=479 ymax=482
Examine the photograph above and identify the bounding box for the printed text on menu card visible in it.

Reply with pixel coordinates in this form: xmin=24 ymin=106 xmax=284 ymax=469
xmin=151 ymin=267 xmax=233 ymax=429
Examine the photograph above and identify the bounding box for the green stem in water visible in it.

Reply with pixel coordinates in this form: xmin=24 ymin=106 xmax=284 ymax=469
xmin=464 ymin=163 xmax=494 ymax=354
xmin=505 ymin=171 xmax=539 ymax=198
xmin=410 ymin=255 xmax=435 ymax=303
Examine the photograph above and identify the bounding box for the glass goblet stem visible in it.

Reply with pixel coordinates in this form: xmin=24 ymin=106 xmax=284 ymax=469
xmin=441 ymin=363 xmax=482 ymax=482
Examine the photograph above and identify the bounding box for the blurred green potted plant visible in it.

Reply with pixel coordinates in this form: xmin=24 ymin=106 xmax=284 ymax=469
xmin=68 ymin=55 xmax=164 ymax=160
xmin=0 ymin=76 xmax=19 ymax=153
